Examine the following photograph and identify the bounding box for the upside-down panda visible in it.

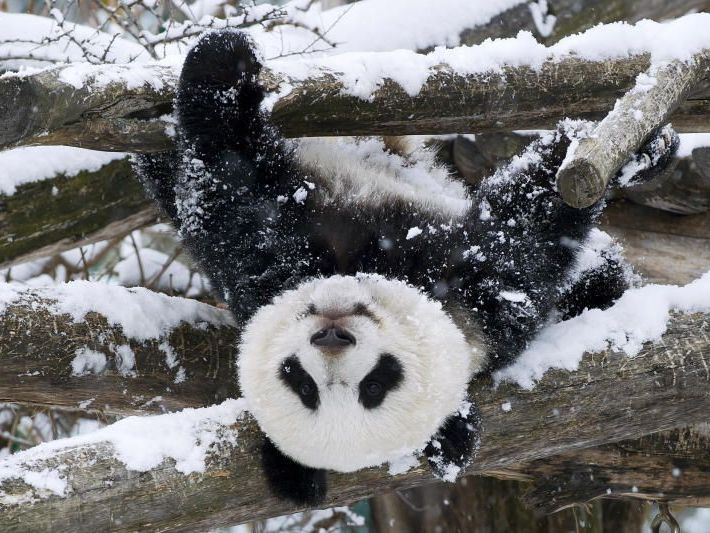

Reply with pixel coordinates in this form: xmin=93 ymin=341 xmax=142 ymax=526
xmin=134 ymin=30 xmax=678 ymax=504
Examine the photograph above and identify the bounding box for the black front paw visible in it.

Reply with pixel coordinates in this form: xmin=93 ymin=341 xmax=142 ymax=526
xmin=424 ymin=400 xmax=482 ymax=481
xmin=261 ymin=436 xmax=327 ymax=505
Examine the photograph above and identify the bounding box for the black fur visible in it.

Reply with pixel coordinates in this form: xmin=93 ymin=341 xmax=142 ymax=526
xmin=280 ymin=356 xmax=319 ymax=410
xmin=358 ymin=354 xmax=404 ymax=409
xmin=262 ymin=436 xmax=327 ymax=505
xmin=424 ymin=400 xmax=482 ymax=478
xmin=133 ymin=30 xmax=677 ymax=502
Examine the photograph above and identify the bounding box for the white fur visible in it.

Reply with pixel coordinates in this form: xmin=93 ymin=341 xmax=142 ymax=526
xmin=295 ymin=137 xmax=471 ymax=219
xmin=238 ymin=274 xmax=485 ymax=472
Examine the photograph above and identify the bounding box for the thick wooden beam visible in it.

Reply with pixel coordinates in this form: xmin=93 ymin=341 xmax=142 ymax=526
xmin=1 ymin=203 xmax=708 ymax=419
xmin=0 ymin=292 xmax=237 ymax=417
xmin=0 ymin=157 xmax=157 ymax=269
xmin=0 ymin=281 xmax=709 ymax=530
xmin=498 ymin=425 xmax=710 ymax=513
xmin=2 ymin=50 xmax=710 ymax=154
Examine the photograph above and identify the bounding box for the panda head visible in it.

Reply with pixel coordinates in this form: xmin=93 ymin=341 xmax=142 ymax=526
xmin=238 ymin=274 xmax=483 ymax=472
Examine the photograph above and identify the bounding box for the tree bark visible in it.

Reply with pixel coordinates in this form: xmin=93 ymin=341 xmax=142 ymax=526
xmin=0 ymin=298 xmax=709 ymax=530
xmin=0 ymin=293 xmax=237 ymax=417
xmin=511 ymin=425 xmax=710 ymax=514
xmin=2 ymin=51 xmax=710 ymax=154
xmin=0 ymin=157 xmax=158 ymax=269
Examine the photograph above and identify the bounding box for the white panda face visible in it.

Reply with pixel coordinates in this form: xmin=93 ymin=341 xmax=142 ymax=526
xmin=238 ymin=274 xmax=485 ymax=472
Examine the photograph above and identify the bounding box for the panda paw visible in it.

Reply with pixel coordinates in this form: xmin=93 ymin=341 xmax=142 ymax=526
xmin=261 ymin=436 xmax=327 ymax=505
xmin=424 ymin=399 xmax=482 ymax=481
xmin=615 ymin=124 xmax=679 ymax=188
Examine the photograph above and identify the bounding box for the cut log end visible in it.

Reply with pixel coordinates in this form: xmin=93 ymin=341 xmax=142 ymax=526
xmin=556 ymin=159 xmax=605 ymax=209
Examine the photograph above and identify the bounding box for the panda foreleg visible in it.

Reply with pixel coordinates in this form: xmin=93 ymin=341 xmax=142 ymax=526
xmin=261 ymin=436 xmax=327 ymax=505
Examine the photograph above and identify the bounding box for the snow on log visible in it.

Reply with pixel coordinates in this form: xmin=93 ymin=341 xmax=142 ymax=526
xmin=0 ymin=282 xmax=237 ymax=416
xmin=556 ymin=50 xmax=710 ymax=208
xmin=1 ymin=276 xmax=710 ymax=529
xmin=2 ymin=235 xmax=709 ymax=415
xmin=2 ymin=15 xmax=710 ymax=153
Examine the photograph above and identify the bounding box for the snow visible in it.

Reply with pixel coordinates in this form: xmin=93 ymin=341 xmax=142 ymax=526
xmin=0 ymin=12 xmax=149 ymax=64
xmin=253 ymin=0 xmax=528 ymax=58
xmin=496 ymin=270 xmax=710 ymax=388
xmin=677 ymin=133 xmax=710 ymax=157
xmin=114 ymin=345 xmax=137 ymax=377
xmin=406 ymin=226 xmax=423 ymax=240
xmin=0 ymin=281 xmax=234 ymax=340
xmin=114 ymin=248 xmax=209 ymax=297
xmin=0 ymin=399 xmax=247 ymax=500
xmin=71 ymin=348 xmax=107 ymax=376
xmin=0 ymin=147 xmax=125 ymax=196
xmin=57 ymin=62 xmax=173 ymax=91
xmin=0 ymin=0 xmax=528 ymax=70
xmin=501 ymin=402 xmax=512 ymax=412
xmin=388 ymin=454 xmax=419 ymax=475
xmin=528 ymin=0 xmax=557 ymax=39
xmin=268 ymin=13 xmax=710 ymax=104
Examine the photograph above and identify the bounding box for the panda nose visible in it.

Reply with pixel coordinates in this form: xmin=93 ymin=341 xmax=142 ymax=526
xmin=310 ymin=326 xmax=356 ymax=350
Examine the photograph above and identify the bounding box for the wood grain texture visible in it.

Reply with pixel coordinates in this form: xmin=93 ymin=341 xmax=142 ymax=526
xmin=512 ymin=425 xmax=710 ymax=513
xmin=0 ymin=303 xmax=709 ymax=531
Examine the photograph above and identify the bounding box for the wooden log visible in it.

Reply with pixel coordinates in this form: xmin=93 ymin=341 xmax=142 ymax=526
xmin=601 ymin=202 xmax=710 ymax=285
xmin=2 ymin=50 xmax=710 ymax=153
xmin=0 ymin=293 xmax=709 ymax=530
xmin=556 ymin=51 xmax=710 ymax=208
xmin=0 ymin=65 xmax=176 ymax=152
xmin=0 ymin=157 xmax=157 ymax=269
xmin=621 ymin=146 xmax=710 ymax=214
xmin=0 ymin=291 xmax=237 ymax=417
xmin=505 ymin=425 xmax=710 ymax=513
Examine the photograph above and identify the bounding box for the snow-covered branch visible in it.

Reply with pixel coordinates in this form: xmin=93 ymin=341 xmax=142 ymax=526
xmin=0 ymin=282 xmax=236 ymax=416
xmin=1 ymin=279 xmax=709 ymax=529
xmin=3 ymin=15 xmax=710 ymax=153
xmin=0 ymin=154 xmax=158 ymax=269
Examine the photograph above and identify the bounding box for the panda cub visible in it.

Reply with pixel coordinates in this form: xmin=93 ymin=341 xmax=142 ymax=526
xmin=134 ymin=30 xmax=678 ymax=504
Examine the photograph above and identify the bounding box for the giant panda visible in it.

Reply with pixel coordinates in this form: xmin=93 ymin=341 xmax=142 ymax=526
xmin=134 ymin=30 xmax=678 ymax=504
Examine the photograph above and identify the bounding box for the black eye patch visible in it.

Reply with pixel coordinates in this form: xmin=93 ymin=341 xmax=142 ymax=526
xmin=280 ymin=356 xmax=319 ymax=410
xmin=358 ymin=354 xmax=403 ymax=409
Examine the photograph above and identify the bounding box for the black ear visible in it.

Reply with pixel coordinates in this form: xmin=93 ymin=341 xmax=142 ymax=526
xmin=261 ymin=436 xmax=327 ymax=505
xmin=424 ymin=400 xmax=482 ymax=480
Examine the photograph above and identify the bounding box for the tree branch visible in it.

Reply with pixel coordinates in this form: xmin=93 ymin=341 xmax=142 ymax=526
xmin=0 ymin=157 xmax=158 ymax=269
xmin=556 ymin=51 xmax=710 ymax=207
xmin=2 ymin=47 xmax=710 ymax=154
xmin=0 ymin=286 xmax=237 ymax=417
xmin=0 ymin=297 xmax=708 ymax=529
xmin=507 ymin=425 xmax=710 ymax=513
